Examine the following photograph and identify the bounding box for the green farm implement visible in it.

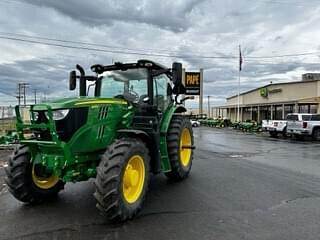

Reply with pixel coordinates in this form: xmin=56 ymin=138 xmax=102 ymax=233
xmin=0 ymin=130 xmax=18 ymax=145
xmin=238 ymin=121 xmax=262 ymax=132
xmin=5 ymin=60 xmax=195 ymax=222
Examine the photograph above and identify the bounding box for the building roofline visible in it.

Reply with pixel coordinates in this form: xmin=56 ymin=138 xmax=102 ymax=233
xmin=226 ymin=79 xmax=320 ymax=100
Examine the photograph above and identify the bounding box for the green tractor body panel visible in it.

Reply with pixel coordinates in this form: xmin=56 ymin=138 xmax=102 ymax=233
xmin=32 ymin=97 xmax=128 ymax=110
xmin=15 ymin=97 xmax=134 ymax=182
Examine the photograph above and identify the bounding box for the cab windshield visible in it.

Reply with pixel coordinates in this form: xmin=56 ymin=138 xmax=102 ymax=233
xmin=99 ymin=68 xmax=148 ymax=103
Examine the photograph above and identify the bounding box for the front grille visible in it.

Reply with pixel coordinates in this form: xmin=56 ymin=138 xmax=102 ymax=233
xmin=32 ymin=107 xmax=88 ymax=142
xmin=55 ymin=108 xmax=88 ymax=142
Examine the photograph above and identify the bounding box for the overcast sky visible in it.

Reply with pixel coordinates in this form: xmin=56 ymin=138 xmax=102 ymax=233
xmin=1 ymin=0 xmax=320 ymax=108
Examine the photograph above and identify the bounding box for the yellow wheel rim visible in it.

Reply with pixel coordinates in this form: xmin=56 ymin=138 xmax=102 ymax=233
xmin=32 ymin=164 xmax=60 ymax=189
xmin=180 ymin=128 xmax=192 ymax=167
xmin=122 ymin=155 xmax=145 ymax=204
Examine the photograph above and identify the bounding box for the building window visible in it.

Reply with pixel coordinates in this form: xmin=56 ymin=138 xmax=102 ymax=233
xmin=310 ymin=104 xmax=318 ymax=114
xmin=299 ymin=104 xmax=309 ymax=113
xmin=274 ymin=105 xmax=283 ymax=120
xmin=284 ymin=105 xmax=294 ymax=117
xmin=260 ymin=106 xmax=271 ymax=120
xmin=252 ymin=107 xmax=258 ymax=121
xmin=298 ymin=104 xmax=318 ymax=113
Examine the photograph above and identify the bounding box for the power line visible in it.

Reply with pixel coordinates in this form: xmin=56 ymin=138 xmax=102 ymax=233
xmin=0 ymin=35 xmax=237 ymax=59
xmin=0 ymin=31 xmax=237 ymax=58
xmin=1 ymin=33 xmax=320 ymax=60
xmin=3 ymin=31 xmax=320 ymax=59
xmin=0 ymin=31 xmax=192 ymax=56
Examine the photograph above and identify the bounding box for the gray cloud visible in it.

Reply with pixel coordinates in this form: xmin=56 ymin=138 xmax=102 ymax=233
xmin=0 ymin=57 xmax=76 ymax=105
xmin=23 ymin=0 xmax=204 ymax=32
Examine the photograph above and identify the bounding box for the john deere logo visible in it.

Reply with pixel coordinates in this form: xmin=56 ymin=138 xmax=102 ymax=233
xmin=260 ymin=87 xmax=268 ymax=97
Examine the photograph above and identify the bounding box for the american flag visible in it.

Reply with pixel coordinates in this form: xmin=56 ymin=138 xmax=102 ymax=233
xmin=239 ymin=46 xmax=243 ymax=71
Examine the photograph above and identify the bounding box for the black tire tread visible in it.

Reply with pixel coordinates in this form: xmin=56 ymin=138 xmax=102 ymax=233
xmin=165 ymin=116 xmax=194 ymax=180
xmin=94 ymin=138 xmax=150 ymax=222
xmin=5 ymin=145 xmax=64 ymax=204
xmin=312 ymin=128 xmax=320 ymax=141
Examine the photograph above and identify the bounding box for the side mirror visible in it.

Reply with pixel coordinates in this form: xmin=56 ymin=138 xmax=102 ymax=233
xmin=69 ymin=70 xmax=76 ymax=90
xmin=172 ymin=62 xmax=185 ymax=95
xmin=172 ymin=62 xmax=182 ymax=85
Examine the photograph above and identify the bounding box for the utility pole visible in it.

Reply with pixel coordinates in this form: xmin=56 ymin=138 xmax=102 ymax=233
xmin=207 ymin=95 xmax=210 ymax=117
xmin=33 ymin=89 xmax=37 ymax=104
xmin=22 ymin=83 xmax=30 ymax=106
xmin=199 ymin=68 xmax=204 ymax=114
xmin=16 ymin=83 xmax=30 ymax=106
xmin=16 ymin=83 xmax=23 ymax=106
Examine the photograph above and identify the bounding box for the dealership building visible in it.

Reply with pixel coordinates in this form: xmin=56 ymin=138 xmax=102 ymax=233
xmin=213 ymin=73 xmax=320 ymax=122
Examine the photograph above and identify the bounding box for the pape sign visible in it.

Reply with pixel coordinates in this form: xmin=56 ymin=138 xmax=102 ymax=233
xmin=185 ymin=72 xmax=201 ymax=95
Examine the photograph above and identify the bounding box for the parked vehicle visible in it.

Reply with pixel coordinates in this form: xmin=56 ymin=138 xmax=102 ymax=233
xmin=287 ymin=113 xmax=320 ymax=140
xmin=239 ymin=120 xmax=262 ymax=132
xmin=191 ymin=120 xmax=200 ymax=127
xmin=262 ymin=119 xmax=288 ymax=137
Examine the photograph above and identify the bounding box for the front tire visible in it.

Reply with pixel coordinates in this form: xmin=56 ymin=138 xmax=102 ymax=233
xmin=294 ymin=134 xmax=304 ymax=141
xmin=5 ymin=145 xmax=64 ymax=204
xmin=94 ymin=138 xmax=150 ymax=222
xmin=269 ymin=131 xmax=278 ymax=137
xmin=165 ymin=116 xmax=194 ymax=180
xmin=282 ymin=127 xmax=288 ymax=138
xmin=312 ymin=128 xmax=320 ymax=141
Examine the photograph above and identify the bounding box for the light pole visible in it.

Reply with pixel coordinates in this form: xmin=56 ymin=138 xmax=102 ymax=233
xmin=207 ymin=95 xmax=210 ymax=118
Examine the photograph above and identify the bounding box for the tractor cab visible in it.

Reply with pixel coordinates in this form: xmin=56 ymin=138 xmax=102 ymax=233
xmin=69 ymin=60 xmax=185 ymax=110
xmin=71 ymin=60 xmax=187 ymax=172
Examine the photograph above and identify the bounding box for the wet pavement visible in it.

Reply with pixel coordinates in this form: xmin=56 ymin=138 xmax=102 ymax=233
xmin=0 ymin=128 xmax=320 ymax=240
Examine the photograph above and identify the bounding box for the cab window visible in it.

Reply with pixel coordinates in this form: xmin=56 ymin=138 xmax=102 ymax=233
xmin=153 ymin=74 xmax=171 ymax=111
xmin=99 ymin=68 xmax=148 ymax=103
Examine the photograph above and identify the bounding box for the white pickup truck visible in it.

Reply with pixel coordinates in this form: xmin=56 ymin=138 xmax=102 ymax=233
xmin=287 ymin=113 xmax=320 ymax=140
xmin=262 ymin=119 xmax=288 ymax=137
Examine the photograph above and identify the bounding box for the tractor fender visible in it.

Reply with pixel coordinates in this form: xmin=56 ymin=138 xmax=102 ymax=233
xmin=174 ymin=105 xmax=187 ymax=113
xmin=158 ymin=104 xmax=187 ymax=172
xmin=117 ymin=129 xmax=150 ymax=139
xmin=160 ymin=104 xmax=187 ymax=134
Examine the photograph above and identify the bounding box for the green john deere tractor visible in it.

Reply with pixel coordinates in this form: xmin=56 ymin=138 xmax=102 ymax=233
xmin=5 ymin=60 xmax=194 ymax=222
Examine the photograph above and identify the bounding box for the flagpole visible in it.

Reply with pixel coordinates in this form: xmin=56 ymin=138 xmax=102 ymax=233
xmin=237 ymin=67 xmax=240 ymax=122
xmin=237 ymin=45 xmax=241 ymax=122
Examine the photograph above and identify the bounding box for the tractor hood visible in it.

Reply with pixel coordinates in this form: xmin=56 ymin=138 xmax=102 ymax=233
xmin=32 ymin=97 xmax=128 ymax=111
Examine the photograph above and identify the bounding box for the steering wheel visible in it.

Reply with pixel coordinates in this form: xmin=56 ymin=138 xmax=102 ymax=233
xmin=114 ymin=94 xmax=125 ymax=99
xmin=129 ymin=90 xmax=139 ymax=102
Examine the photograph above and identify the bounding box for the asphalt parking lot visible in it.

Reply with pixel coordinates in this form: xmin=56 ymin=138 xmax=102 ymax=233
xmin=0 ymin=128 xmax=320 ymax=240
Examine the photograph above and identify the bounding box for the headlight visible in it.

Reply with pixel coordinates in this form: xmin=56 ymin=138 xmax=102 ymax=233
xmin=45 ymin=109 xmax=70 ymax=121
xmin=32 ymin=111 xmax=39 ymax=121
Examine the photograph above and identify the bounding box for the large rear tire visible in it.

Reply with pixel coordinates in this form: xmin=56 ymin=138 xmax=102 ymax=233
xmin=5 ymin=145 xmax=64 ymax=204
xmin=165 ymin=116 xmax=194 ymax=180
xmin=94 ymin=138 xmax=150 ymax=222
